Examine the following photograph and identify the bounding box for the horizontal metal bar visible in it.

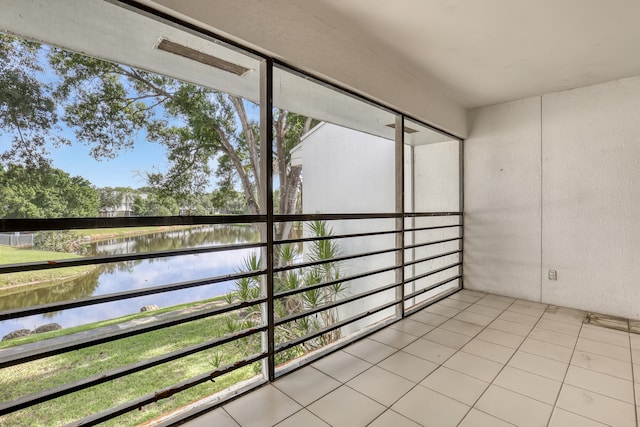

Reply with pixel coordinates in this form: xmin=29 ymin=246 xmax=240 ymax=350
xmin=275 ymin=263 xmax=399 ymax=300
xmin=404 ymin=275 xmax=462 ymax=301
xmin=0 ymin=212 xmax=460 ymax=233
xmin=0 ymin=325 xmax=266 ymax=416
xmin=273 ymin=246 xmax=399 ymax=274
xmin=0 ymin=207 xmax=464 ymax=424
xmin=404 ymin=284 xmax=462 ymax=317
xmin=0 ymin=215 xmax=266 ymax=232
xmin=274 ymin=286 xmax=465 ymax=380
xmin=274 ymin=213 xmax=400 ymax=222
xmin=0 ymin=269 xmax=266 ymax=321
xmin=276 ymin=281 xmax=399 ymax=326
xmin=404 ymin=250 xmax=461 ymax=268
xmin=403 ymin=212 xmax=462 ymax=218
xmin=0 ymin=241 xmax=265 ymax=274
xmin=404 ymin=237 xmax=462 ymax=251
xmin=275 ymin=299 xmax=398 ymax=354
xmin=274 ymin=212 xmax=462 ymax=222
xmin=404 ymin=262 xmax=462 ymax=284
xmin=275 ymin=228 xmax=400 ymax=246
xmin=69 ymin=352 xmax=266 ymax=426
xmin=403 ymin=224 xmax=461 ymax=233
xmin=0 ymin=297 xmax=265 ymax=369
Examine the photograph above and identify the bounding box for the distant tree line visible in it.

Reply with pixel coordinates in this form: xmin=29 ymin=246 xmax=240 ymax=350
xmin=0 ymin=163 xmax=248 ymax=219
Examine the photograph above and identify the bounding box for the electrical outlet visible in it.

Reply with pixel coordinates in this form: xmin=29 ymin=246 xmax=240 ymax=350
xmin=548 ymin=269 xmax=557 ymax=280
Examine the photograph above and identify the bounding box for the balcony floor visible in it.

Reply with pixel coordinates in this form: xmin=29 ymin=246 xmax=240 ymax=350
xmin=182 ymin=289 xmax=639 ymax=426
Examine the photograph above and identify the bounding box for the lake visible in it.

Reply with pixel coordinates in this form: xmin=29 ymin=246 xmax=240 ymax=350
xmin=0 ymin=225 xmax=261 ymax=338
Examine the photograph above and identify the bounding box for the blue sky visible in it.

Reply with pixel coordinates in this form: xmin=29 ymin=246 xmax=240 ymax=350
xmin=0 ymin=120 xmax=169 ymax=189
xmin=44 ymin=100 xmax=259 ymax=189
xmin=51 ymin=100 xmax=259 ymax=189
xmin=47 ymin=134 xmax=169 ymax=189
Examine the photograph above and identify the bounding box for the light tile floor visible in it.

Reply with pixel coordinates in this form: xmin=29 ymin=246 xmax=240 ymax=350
xmin=183 ymin=290 xmax=640 ymax=426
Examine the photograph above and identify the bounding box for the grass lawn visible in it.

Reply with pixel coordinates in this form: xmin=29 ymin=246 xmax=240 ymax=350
xmin=0 ymin=225 xmax=267 ymax=425
xmin=0 ymin=311 xmax=262 ymax=427
xmin=0 ymin=246 xmax=94 ymax=289
xmin=0 ymin=295 xmax=229 ymax=350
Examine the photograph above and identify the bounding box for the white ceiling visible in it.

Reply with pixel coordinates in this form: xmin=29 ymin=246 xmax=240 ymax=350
xmin=289 ymin=0 xmax=640 ymax=108
xmin=8 ymin=0 xmax=639 ymax=136
xmin=0 ymin=0 xmax=453 ymax=141
xmin=146 ymin=0 xmax=640 ymax=110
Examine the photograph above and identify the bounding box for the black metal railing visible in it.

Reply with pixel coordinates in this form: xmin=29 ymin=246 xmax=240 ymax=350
xmin=0 ymin=212 xmax=461 ymax=425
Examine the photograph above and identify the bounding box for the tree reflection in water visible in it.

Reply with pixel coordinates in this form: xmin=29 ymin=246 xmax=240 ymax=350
xmin=0 ymin=225 xmax=260 ymax=336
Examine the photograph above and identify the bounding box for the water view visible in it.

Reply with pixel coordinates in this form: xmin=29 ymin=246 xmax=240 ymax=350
xmin=0 ymin=225 xmax=261 ymax=338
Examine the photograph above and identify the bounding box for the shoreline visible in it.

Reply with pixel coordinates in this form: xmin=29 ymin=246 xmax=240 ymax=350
xmin=0 ymin=267 xmax=98 ymax=294
xmin=0 ymin=225 xmax=202 ymax=291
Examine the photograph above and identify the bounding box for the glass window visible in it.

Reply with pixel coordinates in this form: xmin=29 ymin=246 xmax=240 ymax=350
xmin=403 ymin=120 xmax=462 ymax=309
xmin=272 ymin=67 xmax=399 ymax=370
xmin=0 ymin=2 xmax=266 ymax=425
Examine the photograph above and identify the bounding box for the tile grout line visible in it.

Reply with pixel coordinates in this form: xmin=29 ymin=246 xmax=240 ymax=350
xmin=448 ymin=296 xmax=536 ymax=426
xmin=223 ymin=407 xmax=242 ymax=427
xmin=542 ymin=316 xmax=615 ymax=427
xmin=454 ymin=298 xmax=553 ymax=427
xmin=358 ymin=303 xmax=480 ymax=427
xmin=293 ymin=297 xmax=578 ymax=426
xmin=280 ymin=295 xmax=576 ymax=427
xmin=543 ymin=314 xmax=581 ymax=426
xmin=309 ymin=302 xmax=487 ymax=427
xmin=368 ymin=294 xmax=495 ymax=426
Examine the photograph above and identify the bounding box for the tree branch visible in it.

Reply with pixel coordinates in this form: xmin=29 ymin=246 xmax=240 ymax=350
xmin=228 ymin=95 xmax=260 ymax=203
xmin=116 ymin=66 xmax=175 ymax=100
xmin=214 ymin=126 xmax=260 ymax=214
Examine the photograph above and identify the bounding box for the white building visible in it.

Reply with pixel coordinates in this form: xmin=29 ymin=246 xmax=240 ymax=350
xmin=294 ymin=122 xmax=461 ymax=329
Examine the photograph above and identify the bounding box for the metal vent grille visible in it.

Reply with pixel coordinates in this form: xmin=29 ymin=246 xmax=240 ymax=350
xmin=583 ymin=312 xmax=640 ymax=334
xmin=156 ymin=38 xmax=251 ymax=76
xmin=386 ymin=123 xmax=419 ymax=134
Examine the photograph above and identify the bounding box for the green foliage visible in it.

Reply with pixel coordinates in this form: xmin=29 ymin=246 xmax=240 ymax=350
xmin=47 ymin=47 xmax=260 ymax=212
xmin=226 ymin=221 xmax=345 ymax=364
xmin=211 ymin=188 xmax=248 ymax=214
xmin=1 ymin=33 xmax=312 ymax=231
xmin=131 ymin=193 xmax=179 ymax=216
xmin=0 ymin=164 xmax=99 ymax=219
xmin=33 ymin=230 xmax=89 ymax=255
xmin=0 ymin=34 xmax=69 ymax=168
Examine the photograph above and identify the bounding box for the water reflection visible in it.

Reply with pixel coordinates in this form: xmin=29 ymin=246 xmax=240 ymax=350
xmin=0 ymin=225 xmax=260 ymax=337
xmin=91 ymin=224 xmax=259 ymax=256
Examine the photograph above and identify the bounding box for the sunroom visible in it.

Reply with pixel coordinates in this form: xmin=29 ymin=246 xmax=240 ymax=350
xmin=1 ymin=1 xmax=639 ymax=426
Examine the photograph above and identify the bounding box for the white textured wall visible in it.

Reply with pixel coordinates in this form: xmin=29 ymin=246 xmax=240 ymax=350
xmin=465 ymin=99 xmax=542 ymax=301
xmin=541 ymin=79 xmax=640 ymax=319
xmin=301 ymin=123 xmax=397 ymax=330
xmin=302 ymin=124 xmax=395 ymax=214
xmin=465 ymin=76 xmax=640 ymax=319
xmin=409 ymin=142 xmax=462 ymax=304
xmin=414 ymin=142 xmax=460 ymax=212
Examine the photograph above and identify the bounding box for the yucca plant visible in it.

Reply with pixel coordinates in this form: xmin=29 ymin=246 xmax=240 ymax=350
xmin=225 ymin=220 xmax=346 ymax=363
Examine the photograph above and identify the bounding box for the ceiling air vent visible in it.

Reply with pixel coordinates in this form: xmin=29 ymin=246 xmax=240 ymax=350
xmin=386 ymin=123 xmax=418 ymax=134
xmin=156 ymin=38 xmax=250 ymax=76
